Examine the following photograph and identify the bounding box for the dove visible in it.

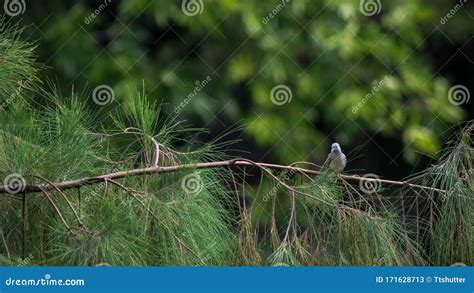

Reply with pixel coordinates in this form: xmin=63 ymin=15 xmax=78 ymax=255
xmin=323 ymin=142 xmax=346 ymax=173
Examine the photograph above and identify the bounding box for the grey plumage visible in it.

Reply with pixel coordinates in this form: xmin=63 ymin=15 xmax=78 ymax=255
xmin=323 ymin=142 xmax=346 ymax=172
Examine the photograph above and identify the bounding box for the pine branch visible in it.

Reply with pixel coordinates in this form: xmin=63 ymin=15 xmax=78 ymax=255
xmin=0 ymin=159 xmax=446 ymax=194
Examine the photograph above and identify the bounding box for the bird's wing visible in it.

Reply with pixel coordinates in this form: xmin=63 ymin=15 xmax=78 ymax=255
xmin=340 ymin=153 xmax=347 ymax=170
xmin=322 ymin=153 xmax=333 ymax=170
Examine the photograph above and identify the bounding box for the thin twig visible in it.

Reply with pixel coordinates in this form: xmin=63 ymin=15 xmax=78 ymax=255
xmin=227 ymin=166 xmax=243 ymax=221
xmin=123 ymin=127 xmax=160 ymax=167
xmin=21 ymin=191 xmax=27 ymax=259
xmin=150 ymin=136 xmax=160 ymax=167
xmin=106 ymin=179 xmax=206 ymax=265
xmin=0 ymin=228 xmax=10 ymax=259
xmin=39 ymin=187 xmax=78 ymax=240
xmin=282 ymin=190 xmax=296 ymax=243
xmin=32 ymin=175 xmax=87 ymax=231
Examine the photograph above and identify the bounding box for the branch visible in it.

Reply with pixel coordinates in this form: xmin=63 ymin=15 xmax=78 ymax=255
xmin=32 ymin=175 xmax=88 ymax=231
xmin=38 ymin=187 xmax=79 ymax=240
xmin=0 ymin=228 xmax=10 ymax=259
xmin=0 ymin=159 xmax=446 ymax=194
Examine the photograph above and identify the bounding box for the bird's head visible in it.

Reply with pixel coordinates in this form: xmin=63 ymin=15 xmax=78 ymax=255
xmin=331 ymin=142 xmax=341 ymax=153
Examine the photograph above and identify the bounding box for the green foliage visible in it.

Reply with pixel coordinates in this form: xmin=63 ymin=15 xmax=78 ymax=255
xmin=0 ymin=9 xmax=472 ymax=267
xmin=47 ymin=168 xmax=237 ymax=266
xmin=0 ymin=16 xmax=41 ymax=100
xmin=0 ymin=23 xmax=239 ymax=265
xmin=0 ymin=91 xmax=240 ymax=265
xmin=17 ymin=0 xmax=469 ymax=164
xmin=329 ymin=210 xmax=421 ymax=266
xmin=426 ymin=126 xmax=473 ymax=265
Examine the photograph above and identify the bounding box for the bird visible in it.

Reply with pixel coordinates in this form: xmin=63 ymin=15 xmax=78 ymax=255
xmin=323 ymin=142 xmax=347 ymax=173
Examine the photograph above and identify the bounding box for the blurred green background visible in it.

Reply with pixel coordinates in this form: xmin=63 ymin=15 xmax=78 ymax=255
xmin=12 ymin=0 xmax=473 ymax=178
